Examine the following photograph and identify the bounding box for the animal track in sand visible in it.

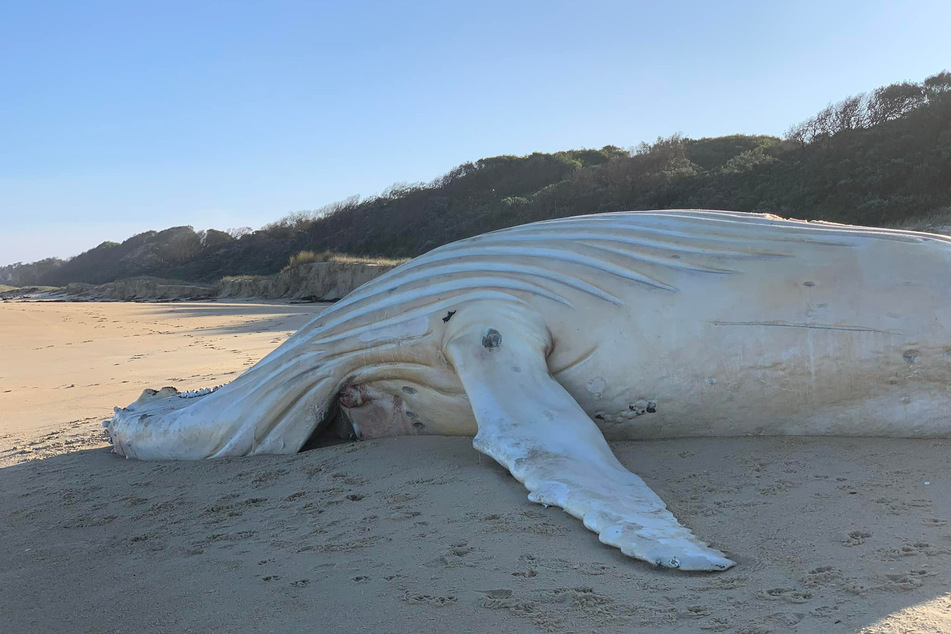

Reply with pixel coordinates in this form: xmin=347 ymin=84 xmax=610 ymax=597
xmin=801 ymin=566 xmax=867 ymax=595
xmin=477 ymin=585 xmax=625 ymax=631
xmin=387 ymin=510 xmax=421 ymax=521
xmin=383 ymin=493 xmax=417 ymax=505
xmin=63 ymin=515 xmax=116 ymax=529
xmin=843 ymin=530 xmax=872 ymax=546
xmin=878 ymin=541 xmax=950 ymax=559
xmin=871 ymin=496 xmax=932 ymax=515
xmin=803 ymin=566 xmax=843 ymax=587
xmin=759 ymin=587 xmax=813 ymax=603
xmin=202 ymin=530 xmax=257 ymax=545
xmin=878 ymin=569 xmax=933 ymax=591
xmin=249 ymin=469 xmax=289 ymax=486
xmin=430 ymin=541 xmax=476 ymax=568
xmin=404 ymin=593 xmax=457 ymax=607
xmin=331 ymin=472 xmax=367 ymax=486
xmin=202 ymin=497 xmax=268 ymax=519
xmin=133 ymin=501 xmax=177 ymax=520
xmin=512 ymin=553 xmax=613 ymax=578
xmin=426 ymin=540 xmax=484 ymax=568
xmin=697 ymin=575 xmax=749 ymax=592
xmin=757 ymin=479 xmax=797 ymax=495
xmin=296 ymin=535 xmax=382 ymax=553
xmin=128 ymin=533 xmax=166 ymax=551
xmin=468 ymin=511 xmax=569 ymax=536
xmin=680 ymin=604 xmax=714 ymax=618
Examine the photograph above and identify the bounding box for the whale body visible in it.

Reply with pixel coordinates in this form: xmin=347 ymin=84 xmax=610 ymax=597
xmin=107 ymin=210 xmax=951 ymax=570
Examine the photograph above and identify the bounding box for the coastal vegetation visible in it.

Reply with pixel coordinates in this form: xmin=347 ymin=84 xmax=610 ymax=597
xmin=2 ymin=71 xmax=949 ymax=288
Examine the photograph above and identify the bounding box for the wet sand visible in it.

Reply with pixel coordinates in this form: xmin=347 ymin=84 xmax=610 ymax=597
xmin=2 ymin=301 xmax=951 ymax=633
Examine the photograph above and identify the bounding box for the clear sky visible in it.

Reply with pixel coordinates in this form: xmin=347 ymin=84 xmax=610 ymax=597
xmin=1 ymin=0 xmax=948 ymax=266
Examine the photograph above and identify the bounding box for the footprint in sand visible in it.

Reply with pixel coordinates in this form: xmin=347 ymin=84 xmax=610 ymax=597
xmin=843 ymin=530 xmax=872 ymax=546
xmin=879 ymin=569 xmax=933 ymax=591
xmin=405 ymin=593 xmax=457 ymax=607
xmin=759 ymin=587 xmax=813 ymax=603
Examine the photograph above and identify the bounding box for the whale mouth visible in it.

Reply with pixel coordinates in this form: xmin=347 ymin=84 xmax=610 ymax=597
xmin=300 ymin=401 xmax=360 ymax=450
xmin=105 ymin=383 xmax=360 ymax=455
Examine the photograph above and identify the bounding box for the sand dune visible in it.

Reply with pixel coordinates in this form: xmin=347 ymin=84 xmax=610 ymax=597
xmin=2 ymin=300 xmax=951 ymax=633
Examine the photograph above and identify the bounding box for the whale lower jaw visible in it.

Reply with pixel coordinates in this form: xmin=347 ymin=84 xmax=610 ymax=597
xmin=105 ymin=369 xmax=358 ymax=460
xmin=106 ymin=386 xmax=222 ymax=459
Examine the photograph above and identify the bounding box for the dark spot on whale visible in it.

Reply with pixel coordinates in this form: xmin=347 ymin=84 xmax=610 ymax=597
xmin=402 ymin=386 xmax=417 ymax=395
xmin=482 ymin=329 xmax=502 ymax=349
xmin=442 ymin=310 xmax=456 ymax=323
xmin=903 ymin=350 xmax=919 ymax=363
xmin=405 ymin=410 xmax=419 ymax=419
xmin=413 ymin=421 xmax=425 ymax=430
xmin=629 ymin=399 xmax=657 ymax=415
xmin=595 ymin=414 xmax=604 ymax=420
xmin=803 ymin=281 xmax=816 ymax=287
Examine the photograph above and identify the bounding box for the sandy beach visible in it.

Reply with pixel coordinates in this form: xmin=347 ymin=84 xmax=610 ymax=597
xmin=2 ymin=300 xmax=951 ymax=633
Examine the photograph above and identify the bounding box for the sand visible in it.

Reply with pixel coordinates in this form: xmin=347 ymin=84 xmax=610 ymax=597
xmin=2 ymin=300 xmax=951 ymax=633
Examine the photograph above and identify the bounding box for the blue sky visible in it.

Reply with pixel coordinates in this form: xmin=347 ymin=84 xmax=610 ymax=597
xmin=1 ymin=0 xmax=949 ymax=266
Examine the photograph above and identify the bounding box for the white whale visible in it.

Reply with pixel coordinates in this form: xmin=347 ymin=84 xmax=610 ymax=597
xmin=106 ymin=210 xmax=951 ymax=571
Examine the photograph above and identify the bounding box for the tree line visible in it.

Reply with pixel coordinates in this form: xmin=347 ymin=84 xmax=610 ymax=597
xmin=2 ymin=71 xmax=949 ymax=288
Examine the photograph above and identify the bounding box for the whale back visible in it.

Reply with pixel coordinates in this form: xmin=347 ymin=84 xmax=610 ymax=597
xmin=293 ymin=210 xmax=951 ymax=348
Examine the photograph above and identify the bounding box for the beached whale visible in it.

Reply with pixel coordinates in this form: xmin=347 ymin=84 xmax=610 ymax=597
xmin=106 ymin=210 xmax=951 ymax=571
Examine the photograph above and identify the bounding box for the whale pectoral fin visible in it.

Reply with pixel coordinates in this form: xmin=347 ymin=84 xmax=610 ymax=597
xmin=445 ymin=325 xmax=735 ymax=572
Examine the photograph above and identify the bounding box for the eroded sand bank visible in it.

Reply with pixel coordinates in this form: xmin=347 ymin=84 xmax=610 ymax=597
xmin=2 ymin=301 xmax=951 ymax=633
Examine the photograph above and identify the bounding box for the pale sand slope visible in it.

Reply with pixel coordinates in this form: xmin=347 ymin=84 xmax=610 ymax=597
xmin=2 ymin=302 xmax=951 ymax=633
xmin=0 ymin=300 xmax=326 ymax=437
